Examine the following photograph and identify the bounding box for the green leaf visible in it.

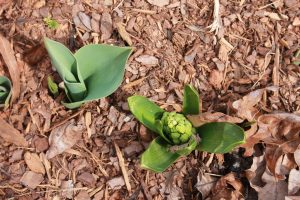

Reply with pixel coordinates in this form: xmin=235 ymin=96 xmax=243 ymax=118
xmin=43 ymin=17 xmax=60 ymax=30
xmin=141 ymin=136 xmax=198 ymax=172
xmin=47 ymin=76 xmax=59 ymax=97
xmin=141 ymin=137 xmax=181 ymax=173
xmin=183 ymin=85 xmax=200 ymax=115
xmin=294 ymin=49 xmax=300 ymax=66
xmin=127 ymin=95 xmax=171 ymax=139
xmin=44 ymin=37 xmax=132 ymax=109
xmin=0 ymin=76 xmax=12 ymax=108
xmin=196 ymin=122 xmax=245 ymax=153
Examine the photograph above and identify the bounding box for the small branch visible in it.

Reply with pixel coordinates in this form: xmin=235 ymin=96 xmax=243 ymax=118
xmin=207 ymin=0 xmax=222 ymax=35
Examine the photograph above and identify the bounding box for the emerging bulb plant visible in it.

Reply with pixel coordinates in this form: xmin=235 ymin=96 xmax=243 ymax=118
xmin=0 ymin=76 xmax=12 ymax=108
xmin=161 ymin=112 xmax=195 ymax=145
xmin=128 ymin=85 xmax=245 ymax=172
xmin=44 ymin=37 xmax=132 ymax=109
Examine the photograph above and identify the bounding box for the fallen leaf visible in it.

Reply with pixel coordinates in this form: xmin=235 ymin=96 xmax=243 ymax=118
xmin=0 ymin=34 xmax=20 ymax=103
xmin=211 ymin=173 xmax=243 ymax=199
xmin=195 ymin=173 xmax=217 ymax=199
xmin=147 ymin=0 xmax=169 ymax=7
xmin=245 ymin=155 xmax=266 ymax=191
xmin=75 ymin=190 xmax=91 ymax=200
xmin=77 ymin=172 xmax=96 ymax=187
xmin=232 ymin=87 xmax=278 ymax=120
xmin=188 ymin=112 xmax=243 ymax=127
xmin=258 ymin=170 xmax=288 ymax=200
xmin=24 ymin=152 xmax=45 ymax=174
xmin=0 ymin=118 xmax=28 ymax=146
xmin=20 ymin=171 xmax=44 ymax=189
xmin=135 ymin=55 xmax=159 ymax=66
xmin=288 ymin=169 xmax=300 ymax=195
xmin=46 ymin=120 xmax=84 ymax=159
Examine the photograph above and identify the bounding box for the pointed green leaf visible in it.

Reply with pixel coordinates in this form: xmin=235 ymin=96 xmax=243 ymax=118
xmin=294 ymin=49 xmax=300 ymax=66
xmin=44 ymin=38 xmax=132 ymax=109
xmin=183 ymin=85 xmax=200 ymax=115
xmin=128 ymin=96 xmax=167 ymax=137
xmin=141 ymin=137 xmax=181 ymax=173
xmin=0 ymin=76 xmax=12 ymax=108
xmin=47 ymin=76 xmax=59 ymax=97
xmin=196 ymin=122 xmax=245 ymax=153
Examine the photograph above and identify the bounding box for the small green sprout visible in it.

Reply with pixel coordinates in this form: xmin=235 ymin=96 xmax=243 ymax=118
xmin=47 ymin=76 xmax=59 ymax=98
xmin=0 ymin=76 xmax=12 ymax=108
xmin=43 ymin=17 xmax=59 ymax=30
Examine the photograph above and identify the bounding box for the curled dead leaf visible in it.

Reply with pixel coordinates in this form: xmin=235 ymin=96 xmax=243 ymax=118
xmin=288 ymin=169 xmax=300 ymax=195
xmin=187 ymin=112 xmax=243 ymax=127
xmin=46 ymin=120 xmax=84 ymax=159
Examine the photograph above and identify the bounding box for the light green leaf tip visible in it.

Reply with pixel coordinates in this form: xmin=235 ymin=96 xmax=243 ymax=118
xmin=0 ymin=76 xmax=12 ymax=108
xmin=294 ymin=49 xmax=300 ymax=66
xmin=183 ymin=84 xmax=200 ymax=115
xmin=196 ymin=122 xmax=245 ymax=153
xmin=47 ymin=76 xmax=59 ymax=97
xmin=44 ymin=37 xmax=132 ymax=109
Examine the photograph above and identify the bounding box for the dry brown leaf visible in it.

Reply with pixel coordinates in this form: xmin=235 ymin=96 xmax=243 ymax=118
xmin=245 ymin=155 xmax=266 ymax=191
xmin=232 ymin=87 xmax=278 ymax=120
xmin=46 ymin=120 xmax=84 ymax=159
xmin=211 ymin=173 xmax=243 ymax=200
xmin=187 ymin=112 xmax=243 ymax=127
xmin=147 ymin=0 xmax=169 ymax=7
xmin=258 ymin=170 xmax=288 ymax=200
xmin=0 ymin=34 xmax=20 ymax=103
xmin=0 ymin=118 xmax=28 ymax=146
xmin=195 ymin=173 xmax=217 ymax=199
xmin=288 ymin=169 xmax=300 ymax=195
xmin=24 ymin=152 xmax=45 ymax=175
xmin=116 ymin=22 xmax=132 ymax=45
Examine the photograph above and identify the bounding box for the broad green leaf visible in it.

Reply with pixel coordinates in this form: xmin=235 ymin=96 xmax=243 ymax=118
xmin=141 ymin=137 xmax=181 ymax=173
xmin=196 ymin=122 xmax=245 ymax=153
xmin=47 ymin=76 xmax=59 ymax=97
xmin=44 ymin=37 xmax=132 ymax=109
xmin=294 ymin=49 xmax=300 ymax=66
xmin=0 ymin=76 xmax=12 ymax=108
xmin=127 ymin=96 xmax=172 ymax=140
xmin=183 ymin=85 xmax=200 ymax=115
xmin=141 ymin=136 xmax=197 ymax=172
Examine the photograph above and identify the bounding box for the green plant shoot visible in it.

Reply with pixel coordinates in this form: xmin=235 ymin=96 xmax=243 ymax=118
xmin=0 ymin=76 xmax=12 ymax=108
xmin=43 ymin=17 xmax=59 ymax=30
xmin=47 ymin=76 xmax=59 ymax=98
xmin=294 ymin=49 xmax=300 ymax=66
xmin=44 ymin=37 xmax=132 ymax=109
xmin=128 ymin=85 xmax=245 ymax=172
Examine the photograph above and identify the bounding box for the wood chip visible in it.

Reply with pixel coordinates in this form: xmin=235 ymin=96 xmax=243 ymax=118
xmin=20 ymin=171 xmax=44 ymax=189
xmin=116 ymin=22 xmax=132 ymax=45
xmin=114 ymin=142 xmax=131 ymax=193
xmin=0 ymin=34 xmax=20 ymax=103
xmin=24 ymin=152 xmax=45 ymax=174
xmin=0 ymin=118 xmax=28 ymax=147
xmin=85 ymin=112 xmax=92 ymax=138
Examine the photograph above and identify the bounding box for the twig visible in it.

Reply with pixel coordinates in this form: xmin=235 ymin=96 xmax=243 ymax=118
xmin=114 ymin=142 xmax=131 ymax=193
xmin=79 ymin=145 xmax=109 ymax=177
xmin=207 ymin=0 xmax=222 ymax=35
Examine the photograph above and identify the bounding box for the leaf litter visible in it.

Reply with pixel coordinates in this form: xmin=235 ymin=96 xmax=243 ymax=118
xmin=1 ymin=0 xmax=300 ymax=199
